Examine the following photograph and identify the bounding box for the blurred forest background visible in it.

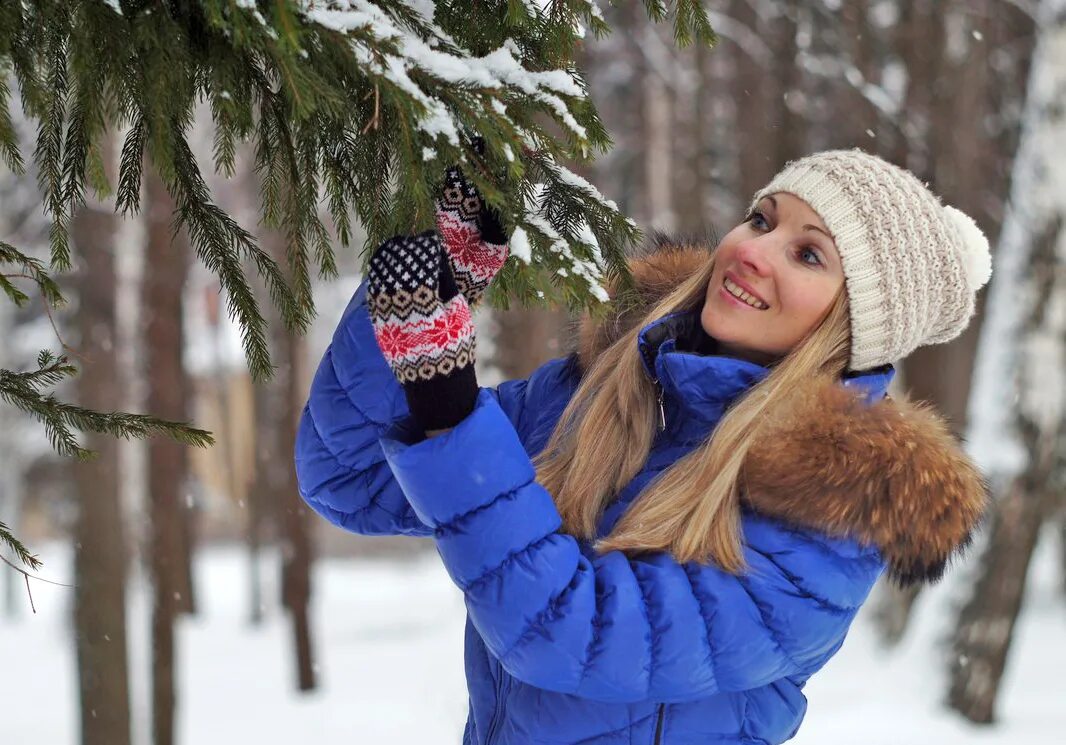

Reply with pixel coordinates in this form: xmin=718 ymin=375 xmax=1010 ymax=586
xmin=2 ymin=1 xmax=1064 ymax=744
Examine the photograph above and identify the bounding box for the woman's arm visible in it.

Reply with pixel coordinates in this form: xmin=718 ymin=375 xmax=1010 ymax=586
xmin=380 ymin=389 xmax=885 ymax=704
xmin=295 ymin=279 xmax=434 ymax=536
xmin=295 ymin=275 xmax=573 ymax=534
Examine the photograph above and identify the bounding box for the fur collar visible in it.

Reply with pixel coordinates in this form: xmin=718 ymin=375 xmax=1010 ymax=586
xmin=573 ymin=240 xmax=989 ymax=586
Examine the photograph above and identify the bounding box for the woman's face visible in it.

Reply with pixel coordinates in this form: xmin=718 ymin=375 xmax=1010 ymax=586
xmin=701 ymin=192 xmax=845 ymax=366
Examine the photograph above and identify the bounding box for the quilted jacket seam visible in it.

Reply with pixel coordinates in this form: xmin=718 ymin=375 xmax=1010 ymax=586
xmin=735 ymin=575 xmax=803 ymax=674
xmin=681 ymin=564 xmax=720 ymax=692
xmin=330 ymin=338 xmax=389 ymax=429
xmin=434 ymin=476 xmax=535 ymax=536
xmin=751 ymin=548 xmax=855 ymax=613
xmin=302 ymin=410 xmax=407 ymax=520
xmin=461 ymin=532 xmax=558 ymax=594
xmin=498 ymin=561 xmax=582 ymax=663
xmin=574 ymin=584 xmax=615 ymax=689
xmin=567 ymin=709 xmax=660 ymax=745
xmin=631 ymin=562 xmax=657 ymax=698
xmin=310 ymin=349 xmax=391 ymax=474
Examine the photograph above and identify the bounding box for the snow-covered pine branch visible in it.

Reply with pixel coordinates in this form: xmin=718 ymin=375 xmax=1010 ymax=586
xmin=0 ymin=0 xmax=717 ymax=569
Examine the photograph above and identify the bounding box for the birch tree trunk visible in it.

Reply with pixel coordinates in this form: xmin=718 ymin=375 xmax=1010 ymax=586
xmin=948 ymin=0 xmax=1066 ymax=722
xmin=71 ymin=195 xmax=132 ymax=745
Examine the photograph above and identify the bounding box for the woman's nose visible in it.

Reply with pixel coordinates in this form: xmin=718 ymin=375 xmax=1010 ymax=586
xmin=734 ymin=237 xmax=773 ymax=276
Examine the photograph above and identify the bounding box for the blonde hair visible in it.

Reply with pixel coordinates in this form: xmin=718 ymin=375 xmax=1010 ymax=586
xmin=533 ymin=253 xmax=852 ymax=573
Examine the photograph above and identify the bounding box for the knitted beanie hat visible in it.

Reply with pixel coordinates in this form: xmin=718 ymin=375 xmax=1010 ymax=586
xmin=750 ymin=148 xmax=993 ymax=371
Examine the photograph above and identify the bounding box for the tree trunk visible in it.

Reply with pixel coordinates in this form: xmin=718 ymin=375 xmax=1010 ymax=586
xmin=142 ymin=167 xmax=193 ymax=745
xmin=869 ymin=582 xmax=923 ymax=647
xmin=252 ymin=226 xmax=316 ymax=691
xmin=949 ymin=216 xmax=1065 ymax=724
xmin=249 ymin=374 xmax=273 ymax=625
xmin=0 ymin=458 xmax=22 ymax=618
xmin=0 ymin=298 xmax=24 ymax=618
xmin=281 ymin=324 xmax=315 ymax=691
xmin=490 ymin=304 xmax=571 ymax=380
xmin=642 ymin=22 xmax=676 ymax=231
xmin=673 ymin=34 xmax=709 ymax=237
xmin=948 ymin=1 xmax=1066 ymax=720
xmin=1060 ymin=505 xmax=1066 ymax=598
xmin=770 ymin=5 xmax=806 ymax=164
xmin=71 ymin=200 xmax=132 ymax=745
xmin=949 ymin=471 xmax=1059 ymax=722
xmin=728 ymin=0 xmax=775 ymax=203
xmin=903 ymin=0 xmax=994 ymax=434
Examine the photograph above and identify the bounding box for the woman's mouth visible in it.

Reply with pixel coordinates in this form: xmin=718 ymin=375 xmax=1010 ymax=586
xmin=721 ymin=276 xmax=769 ymax=310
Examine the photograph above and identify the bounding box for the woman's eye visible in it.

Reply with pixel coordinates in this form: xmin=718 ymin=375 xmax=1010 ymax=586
xmin=799 ymin=247 xmax=823 ymax=266
xmin=749 ymin=211 xmax=769 ymax=230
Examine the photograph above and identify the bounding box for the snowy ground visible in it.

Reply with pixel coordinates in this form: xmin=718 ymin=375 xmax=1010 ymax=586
xmin=2 ymin=529 xmax=1063 ymax=745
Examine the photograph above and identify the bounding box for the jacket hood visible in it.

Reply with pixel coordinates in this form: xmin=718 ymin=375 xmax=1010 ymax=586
xmin=571 ymin=240 xmax=989 ymax=586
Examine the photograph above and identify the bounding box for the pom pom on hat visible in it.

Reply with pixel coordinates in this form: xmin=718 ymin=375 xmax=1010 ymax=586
xmin=943 ymin=206 xmax=992 ymax=290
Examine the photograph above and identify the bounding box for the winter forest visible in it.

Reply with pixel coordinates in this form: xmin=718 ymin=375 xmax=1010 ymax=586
xmin=1 ymin=1 xmax=1064 ymax=744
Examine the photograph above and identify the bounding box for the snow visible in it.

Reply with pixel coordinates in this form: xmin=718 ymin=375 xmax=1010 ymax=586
xmin=3 ymin=533 xmax=1062 ymax=744
xmin=521 ymin=182 xmax=609 ymax=302
xmin=508 ymin=225 xmax=532 ymax=263
xmin=301 ymin=0 xmax=587 ymax=144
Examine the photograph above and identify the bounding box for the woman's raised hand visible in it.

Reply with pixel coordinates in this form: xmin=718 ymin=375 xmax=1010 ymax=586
xmin=366 ymin=230 xmax=480 ymax=432
xmin=434 ymin=162 xmax=510 ymax=310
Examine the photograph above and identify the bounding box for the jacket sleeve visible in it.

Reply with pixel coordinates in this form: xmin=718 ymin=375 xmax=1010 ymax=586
xmin=294 ymin=278 xmax=574 ymax=536
xmin=379 ymin=389 xmax=885 ymax=703
xmin=294 ymin=279 xmax=433 ymax=536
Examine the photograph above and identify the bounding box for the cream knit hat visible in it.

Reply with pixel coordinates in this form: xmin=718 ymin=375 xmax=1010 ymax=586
xmin=750 ymin=148 xmax=993 ymax=371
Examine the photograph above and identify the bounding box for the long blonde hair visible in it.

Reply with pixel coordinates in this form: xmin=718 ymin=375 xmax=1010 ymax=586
xmin=533 ymin=253 xmax=852 ymax=573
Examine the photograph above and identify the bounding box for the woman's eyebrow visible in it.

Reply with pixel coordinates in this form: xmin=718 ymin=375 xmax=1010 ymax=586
xmin=763 ymin=195 xmax=834 ymax=243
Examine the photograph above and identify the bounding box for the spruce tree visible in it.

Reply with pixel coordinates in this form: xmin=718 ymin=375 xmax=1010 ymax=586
xmin=0 ymin=0 xmax=716 ymax=569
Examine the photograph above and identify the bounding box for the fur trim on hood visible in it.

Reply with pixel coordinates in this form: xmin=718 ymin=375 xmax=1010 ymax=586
xmin=573 ymin=241 xmax=989 ymax=586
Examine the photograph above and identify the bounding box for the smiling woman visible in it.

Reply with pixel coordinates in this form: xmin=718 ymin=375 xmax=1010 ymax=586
xmin=702 ymin=192 xmax=845 ymax=366
xmin=295 ymin=148 xmax=995 ymax=745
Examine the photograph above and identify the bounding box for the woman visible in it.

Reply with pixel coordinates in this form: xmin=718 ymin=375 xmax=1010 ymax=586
xmin=295 ymin=149 xmax=992 ymax=744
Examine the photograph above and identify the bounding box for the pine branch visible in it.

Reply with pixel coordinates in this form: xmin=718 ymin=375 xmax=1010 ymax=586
xmin=0 ymin=520 xmax=42 ymax=572
xmin=0 ymin=73 xmax=25 ymax=173
xmin=0 ymin=241 xmax=65 ymax=307
xmin=1 ymin=0 xmax=714 ymax=336
xmin=0 ymin=0 xmax=715 ymax=569
xmin=0 ymin=354 xmax=215 ymax=461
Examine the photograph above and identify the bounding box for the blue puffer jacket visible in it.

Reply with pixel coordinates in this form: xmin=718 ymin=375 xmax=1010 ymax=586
xmin=296 ymin=253 xmax=983 ymax=743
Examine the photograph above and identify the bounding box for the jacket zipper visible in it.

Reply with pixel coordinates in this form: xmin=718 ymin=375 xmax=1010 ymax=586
xmin=485 ymin=659 xmax=508 ymax=744
xmin=652 ymin=703 xmax=665 ymax=744
xmin=655 ymin=380 xmax=666 ymax=432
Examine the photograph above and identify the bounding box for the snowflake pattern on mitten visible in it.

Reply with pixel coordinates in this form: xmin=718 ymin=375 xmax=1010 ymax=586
xmin=435 ymin=166 xmax=510 ymax=308
xmin=367 ymin=230 xmax=476 ymax=384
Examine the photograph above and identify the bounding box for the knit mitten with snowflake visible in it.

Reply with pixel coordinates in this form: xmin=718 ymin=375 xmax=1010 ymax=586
xmin=434 ymin=164 xmax=510 ymax=309
xmin=367 ymin=230 xmax=478 ymax=432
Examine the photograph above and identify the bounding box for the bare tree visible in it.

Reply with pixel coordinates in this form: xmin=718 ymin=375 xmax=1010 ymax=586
xmin=71 ymin=190 xmax=132 ymax=745
xmin=142 ymin=166 xmax=194 ymax=745
xmin=0 ymin=299 xmax=24 ymax=618
xmin=279 ymin=321 xmax=316 ymax=691
xmin=251 ymin=226 xmax=317 ymax=691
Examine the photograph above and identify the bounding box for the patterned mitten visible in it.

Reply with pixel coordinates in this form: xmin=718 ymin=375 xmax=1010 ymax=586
xmin=434 ymin=164 xmax=510 ymax=309
xmin=367 ymin=230 xmax=479 ymax=432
